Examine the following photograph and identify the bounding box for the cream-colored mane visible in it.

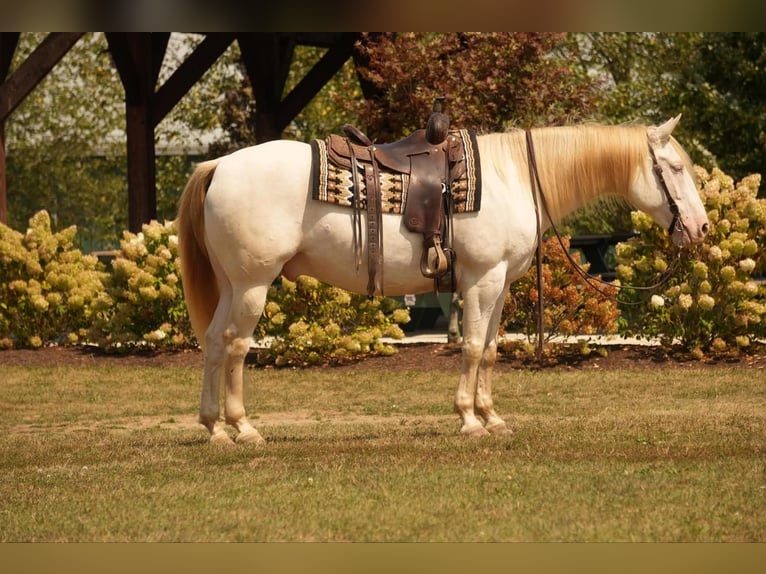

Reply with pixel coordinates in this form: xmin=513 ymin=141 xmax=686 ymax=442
xmin=479 ymin=125 xmax=651 ymax=222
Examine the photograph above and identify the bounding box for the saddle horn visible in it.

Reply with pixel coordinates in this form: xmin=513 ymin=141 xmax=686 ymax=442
xmin=426 ymin=97 xmax=450 ymax=145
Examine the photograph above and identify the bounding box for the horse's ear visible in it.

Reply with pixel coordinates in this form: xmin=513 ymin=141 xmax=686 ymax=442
xmin=648 ymin=114 xmax=682 ymax=145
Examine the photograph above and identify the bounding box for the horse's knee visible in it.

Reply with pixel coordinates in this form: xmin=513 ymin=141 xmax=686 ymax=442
xmin=481 ymin=341 xmax=498 ymax=366
xmin=461 ymin=339 xmax=484 ymax=363
xmin=204 ymin=334 xmax=225 ymax=366
xmin=227 ymin=336 xmax=250 ymax=362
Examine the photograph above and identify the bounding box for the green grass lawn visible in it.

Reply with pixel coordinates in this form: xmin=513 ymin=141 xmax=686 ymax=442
xmin=0 ymin=361 xmax=764 ymax=541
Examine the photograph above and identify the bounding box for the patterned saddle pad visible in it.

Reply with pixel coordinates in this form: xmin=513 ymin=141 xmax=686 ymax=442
xmin=310 ymin=128 xmax=482 ymax=214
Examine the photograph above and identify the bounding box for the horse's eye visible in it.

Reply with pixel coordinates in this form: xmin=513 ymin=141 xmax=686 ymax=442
xmin=670 ymin=163 xmax=684 ymax=174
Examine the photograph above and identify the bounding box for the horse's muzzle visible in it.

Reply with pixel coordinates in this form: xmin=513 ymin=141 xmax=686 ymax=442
xmin=672 ymin=218 xmax=709 ymax=247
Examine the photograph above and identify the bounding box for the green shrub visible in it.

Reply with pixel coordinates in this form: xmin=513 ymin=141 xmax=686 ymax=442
xmin=252 ymin=275 xmax=409 ymax=367
xmin=89 ymin=220 xmax=195 ymax=351
xmin=0 ymin=211 xmax=108 ymax=348
xmin=616 ymin=167 xmax=766 ymax=356
xmin=501 ymin=235 xmax=621 ymax=357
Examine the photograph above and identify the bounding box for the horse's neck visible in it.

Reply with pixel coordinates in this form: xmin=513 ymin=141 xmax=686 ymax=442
xmin=525 ymin=126 xmax=644 ymax=223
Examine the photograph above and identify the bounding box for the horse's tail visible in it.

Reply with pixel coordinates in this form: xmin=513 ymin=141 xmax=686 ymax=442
xmin=177 ymin=159 xmax=219 ymax=349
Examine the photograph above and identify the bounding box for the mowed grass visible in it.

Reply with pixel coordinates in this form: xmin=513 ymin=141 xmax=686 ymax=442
xmin=0 ymin=357 xmax=764 ymax=542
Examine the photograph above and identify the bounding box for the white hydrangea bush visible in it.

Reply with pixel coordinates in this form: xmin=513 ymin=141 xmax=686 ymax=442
xmin=0 ymin=211 xmax=108 ymax=348
xmin=89 ymin=220 xmax=196 ymax=351
xmin=253 ymin=275 xmax=409 ymax=367
xmin=616 ymin=167 xmax=765 ymax=356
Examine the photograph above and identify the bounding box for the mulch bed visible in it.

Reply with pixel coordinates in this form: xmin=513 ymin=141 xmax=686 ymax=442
xmin=1 ymin=342 xmax=764 ymax=371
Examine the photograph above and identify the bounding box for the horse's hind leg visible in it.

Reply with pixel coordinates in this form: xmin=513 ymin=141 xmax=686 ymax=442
xmin=199 ymin=288 xmax=236 ymax=445
xmin=222 ymin=284 xmax=269 ymax=444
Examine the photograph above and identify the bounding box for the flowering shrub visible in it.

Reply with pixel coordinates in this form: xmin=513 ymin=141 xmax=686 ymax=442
xmin=616 ymin=167 xmax=766 ymax=355
xmin=89 ymin=220 xmax=195 ymax=351
xmin=81 ymin=219 xmax=409 ymax=361
xmin=501 ymin=235 xmax=621 ymax=357
xmin=252 ymin=275 xmax=409 ymax=367
xmin=0 ymin=211 xmax=107 ymax=348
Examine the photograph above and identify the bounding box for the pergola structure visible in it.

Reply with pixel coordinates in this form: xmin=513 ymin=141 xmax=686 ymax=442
xmin=0 ymin=32 xmax=363 ymax=231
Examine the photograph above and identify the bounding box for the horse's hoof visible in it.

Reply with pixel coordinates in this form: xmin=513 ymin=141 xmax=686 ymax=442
xmin=485 ymin=421 xmax=513 ymax=435
xmin=210 ymin=431 xmax=235 ymax=446
xmin=460 ymin=423 xmax=490 ymax=438
xmin=235 ymin=428 xmax=265 ymax=445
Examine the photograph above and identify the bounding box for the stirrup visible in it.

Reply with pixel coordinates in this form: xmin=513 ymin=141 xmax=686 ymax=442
xmin=434 ymin=249 xmax=456 ymax=293
xmin=420 ymin=235 xmax=450 ymax=279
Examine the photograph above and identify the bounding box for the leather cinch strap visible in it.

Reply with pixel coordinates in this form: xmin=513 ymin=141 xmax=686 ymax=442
xmin=365 ymin=151 xmax=384 ymax=297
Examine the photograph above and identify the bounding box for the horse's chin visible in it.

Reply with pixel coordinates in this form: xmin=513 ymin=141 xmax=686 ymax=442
xmin=671 ymin=227 xmax=690 ymax=248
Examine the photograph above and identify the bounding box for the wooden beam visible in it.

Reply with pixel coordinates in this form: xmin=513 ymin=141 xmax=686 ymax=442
xmin=153 ymin=33 xmax=235 ymax=127
xmin=150 ymin=33 xmax=170 ymax=87
xmin=0 ymin=32 xmax=19 ymax=224
xmin=126 ymin=101 xmax=156 ymax=231
xmin=238 ymin=33 xmax=296 ymax=142
xmin=106 ymin=33 xmax=168 ymax=99
xmin=277 ymin=33 xmax=358 ymax=132
xmin=105 ymin=33 xmax=137 ymax=96
xmin=0 ymin=32 xmax=83 ymax=122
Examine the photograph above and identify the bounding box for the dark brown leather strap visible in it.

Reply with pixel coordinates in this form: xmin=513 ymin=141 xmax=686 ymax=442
xmin=525 ymin=131 xmax=545 ymax=361
xmin=365 ymin=150 xmax=384 ymax=296
xmin=349 ymin=145 xmax=363 ymax=271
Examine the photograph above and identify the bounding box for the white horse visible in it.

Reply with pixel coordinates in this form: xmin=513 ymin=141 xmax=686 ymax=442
xmin=177 ymin=115 xmax=709 ymax=445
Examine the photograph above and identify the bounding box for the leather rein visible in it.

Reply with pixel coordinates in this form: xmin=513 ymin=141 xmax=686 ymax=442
xmin=524 ymin=129 xmax=686 ymax=359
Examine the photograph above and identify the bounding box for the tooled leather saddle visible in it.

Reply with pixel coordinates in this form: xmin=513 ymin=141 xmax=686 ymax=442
xmin=317 ymin=99 xmax=471 ymax=297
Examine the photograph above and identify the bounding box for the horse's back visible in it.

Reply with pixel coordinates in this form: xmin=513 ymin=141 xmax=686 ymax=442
xmin=209 ymin=140 xmax=312 ymax=199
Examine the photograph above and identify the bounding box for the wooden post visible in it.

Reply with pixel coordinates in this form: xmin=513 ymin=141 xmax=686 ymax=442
xmin=125 ymin=97 xmax=156 ymax=232
xmin=107 ymin=33 xmax=168 ymax=232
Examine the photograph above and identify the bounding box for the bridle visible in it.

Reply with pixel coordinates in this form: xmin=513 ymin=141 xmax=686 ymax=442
xmin=648 ymin=143 xmax=684 ymax=238
xmin=525 ymin=130 xmax=688 ymax=359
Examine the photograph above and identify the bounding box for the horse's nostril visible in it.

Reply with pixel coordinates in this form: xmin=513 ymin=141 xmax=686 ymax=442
xmin=701 ymin=222 xmax=709 ymax=235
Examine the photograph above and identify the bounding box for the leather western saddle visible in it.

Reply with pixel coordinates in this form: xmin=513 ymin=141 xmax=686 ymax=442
xmin=325 ymin=99 xmax=467 ymax=296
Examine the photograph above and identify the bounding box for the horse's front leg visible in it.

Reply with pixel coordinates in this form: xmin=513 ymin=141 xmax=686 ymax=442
xmin=454 ymin=272 xmax=509 ymax=437
xmin=474 ymin=337 xmax=512 ymax=435
xmin=454 ymin=337 xmax=489 ymax=437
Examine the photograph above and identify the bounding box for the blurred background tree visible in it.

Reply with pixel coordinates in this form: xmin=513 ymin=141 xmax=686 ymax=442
xmin=564 ymin=32 xmax=766 ymax=196
xmin=5 ymin=33 xmax=126 ymax=250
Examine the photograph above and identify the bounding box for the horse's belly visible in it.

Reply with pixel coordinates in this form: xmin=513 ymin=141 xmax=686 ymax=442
xmin=283 ymin=212 xmax=435 ymax=296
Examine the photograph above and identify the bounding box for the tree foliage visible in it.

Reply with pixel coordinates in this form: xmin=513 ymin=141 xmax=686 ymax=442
xmin=565 ymin=32 xmax=766 ymax=196
xmin=676 ymin=33 xmax=766 ymax=187
xmin=349 ymin=32 xmax=597 ymax=141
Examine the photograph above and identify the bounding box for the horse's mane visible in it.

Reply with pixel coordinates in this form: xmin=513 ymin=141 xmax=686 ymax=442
xmin=478 ymin=124 xmax=655 ymax=222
